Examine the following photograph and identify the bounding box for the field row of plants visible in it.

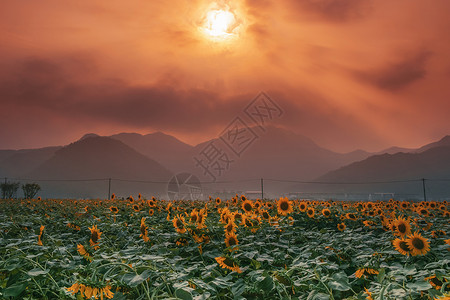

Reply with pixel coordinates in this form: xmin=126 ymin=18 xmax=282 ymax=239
xmin=0 ymin=194 xmax=449 ymax=299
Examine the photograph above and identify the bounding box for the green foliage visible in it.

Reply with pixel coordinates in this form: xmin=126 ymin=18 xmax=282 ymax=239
xmin=0 ymin=197 xmax=448 ymax=299
xmin=0 ymin=182 xmax=20 ymax=199
xmin=21 ymin=183 xmax=41 ymax=199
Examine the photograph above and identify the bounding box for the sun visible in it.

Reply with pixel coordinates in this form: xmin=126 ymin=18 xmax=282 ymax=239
xmin=202 ymin=8 xmax=239 ymax=40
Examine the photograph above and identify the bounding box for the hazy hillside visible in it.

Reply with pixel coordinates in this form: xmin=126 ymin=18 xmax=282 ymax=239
xmin=312 ymin=146 xmax=450 ymax=198
xmin=2 ymin=129 xmax=450 ymax=199
xmin=27 ymin=136 xmax=172 ymax=198
xmin=110 ymin=132 xmax=193 ymax=172
xmin=416 ymin=135 xmax=450 ymax=153
xmin=187 ymin=126 xmax=372 ymax=185
xmin=0 ymin=147 xmax=61 ymax=178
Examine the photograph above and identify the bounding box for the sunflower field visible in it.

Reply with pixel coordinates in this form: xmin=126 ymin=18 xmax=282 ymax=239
xmin=0 ymin=195 xmax=449 ymax=299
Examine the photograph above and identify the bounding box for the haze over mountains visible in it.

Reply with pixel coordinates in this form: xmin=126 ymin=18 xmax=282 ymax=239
xmin=1 ymin=128 xmax=449 ymax=199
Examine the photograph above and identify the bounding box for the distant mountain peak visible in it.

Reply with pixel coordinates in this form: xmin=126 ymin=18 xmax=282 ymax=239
xmin=79 ymin=133 xmax=100 ymax=141
xmin=438 ymin=135 xmax=450 ymax=142
xmin=145 ymin=131 xmax=168 ymax=137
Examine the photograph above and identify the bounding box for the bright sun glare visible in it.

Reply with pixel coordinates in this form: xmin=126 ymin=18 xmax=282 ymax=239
xmin=203 ymin=9 xmax=237 ymax=40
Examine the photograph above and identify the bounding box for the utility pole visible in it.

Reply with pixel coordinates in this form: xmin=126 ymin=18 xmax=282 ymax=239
xmin=261 ymin=178 xmax=264 ymax=199
xmin=108 ymin=178 xmax=111 ymax=200
xmin=422 ymin=178 xmax=427 ymax=201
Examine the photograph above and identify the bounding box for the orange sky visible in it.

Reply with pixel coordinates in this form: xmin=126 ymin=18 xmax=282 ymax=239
xmin=1 ymin=0 xmax=450 ymax=152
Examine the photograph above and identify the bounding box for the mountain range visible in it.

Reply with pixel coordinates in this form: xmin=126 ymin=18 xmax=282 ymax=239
xmin=1 ymin=128 xmax=449 ymax=199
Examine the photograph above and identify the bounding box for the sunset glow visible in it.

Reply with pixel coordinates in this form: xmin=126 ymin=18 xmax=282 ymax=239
xmin=201 ymin=7 xmax=240 ymax=41
xmin=204 ymin=9 xmax=236 ymax=37
xmin=0 ymin=0 xmax=449 ymax=152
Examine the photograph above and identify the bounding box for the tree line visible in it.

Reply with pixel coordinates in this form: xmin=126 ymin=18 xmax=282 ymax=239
xmin=0 ymin=182 xmax=41 ymax=199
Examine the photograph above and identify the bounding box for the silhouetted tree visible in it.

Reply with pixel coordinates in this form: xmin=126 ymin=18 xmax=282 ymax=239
xmin=22 ymin=183 xmax=41 ymax=199
xmin=1 ymin=182 xmax=20 ymax=199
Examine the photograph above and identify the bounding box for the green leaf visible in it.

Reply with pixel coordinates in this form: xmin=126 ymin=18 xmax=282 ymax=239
xmin=231 ymin=280 xmax=246 ymax=297
xmin=2 ymin=282 xmax=27 ymax=297
xmin=175 ymin=288 xmax=193 ymax=300
xmin=307 ymin=290 xmax=330 ymax=300
xmin=407 ymin=280 xmax=432 ymax=291
xmin=258 ymin=276 xmax=274 ymax=292
xmin=140 ymin=254 xmax=165 ymax=262
xmin=27 ymin=268 xmax=48 ymax=277
xmin=122 ymin=270 xmax=152 ymax=287
xmin=402 ymin=265 xmax=417 ymax=276
xmin=112 ymin=292 xmax=127 ymax=300
xmin=377 ymin=268 xmax=386 ymax=283
xmin=327 ymin=272 xmax=351 ymax=291
xmin=210 ymin=277 xmax=231 ymax=289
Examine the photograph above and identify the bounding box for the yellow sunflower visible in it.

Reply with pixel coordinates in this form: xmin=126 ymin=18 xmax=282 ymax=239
xmin=109 ymin=206 xmax=119 ymax=214
xmin=77 ymin=244 xmax=93 ymax=261
xmin=88 ymin=225 xmax=102 ymax=250
xmin=241 ymin=199 xmax=253 ymax=214
xmin=233 ymin=212 xmax=243 ymax=225
xmin=321 ymin=208 xmax=331 ymax=218
xmin=355 ymin=267 xmax=379 ymax=278
xmin=254 ymin=199 xmax=262 ymax=208
xmin=172 ymin=215 xmax=186 ymax=234
xmin=337 ymin=223 xmax=346 ymax=231
xmin=189 ymin=210 xmax=199 ymax=223
xmin=417 ymin=207 xmax=430 ymax=217
xmin=140 ymin=217 xmax=150 ymax=242
xmin=224 ymin=232 xmax=239 ymax=250
xmin=37 ymin=225 xmax=44 ymax=246
xmin=425 ymin=275 xmax=447 ymax=290
xmin=260 ymin=209 xmax=271 ymax=221
xmin=298 ymin=202 xmax=307 ymax=212
xmin=147 ymin=199 xmax=156 ymax=207
xmin=406 ymin=232 xmax=430 ymax=256
xmin=433 ymin=293 xmax=450 ymax=300
xmin=215 ymin=256 xmax=242 ymax=273
xmin=277 ymin=197 xmax=293 ymax=216
xmin=392 ymin=237 xmax=411 ymax=256
xmin=346 ymin=212 xmax=357 ymax=221
xmin=196 ymin=210 xmax=207 ymax=229
xmin=176 ymin=237 xmax=188 ymax=246
xmin=306 ymin=207 xmax=315 ymax=218
xmin=400 ymin=201 xmax=410 ymax=209
xmin=67 ymin=283 xmax=114 ymax=299
xmin=288 ymin=216 xmax=294 ymax=225
xmin=224 ymin=219 xmax=237 ymax=234
xmin=364 ymin=288 xmax=374 ymax=300
xmin=393 ymin=216 xmax=411 ymax=237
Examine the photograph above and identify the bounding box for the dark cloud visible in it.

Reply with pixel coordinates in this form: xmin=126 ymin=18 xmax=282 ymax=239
xmin=0 ymin=56 xmax=381 ymax=150
xmin=355 ymin=50 xmax=431 ymax=91
xmin=285 ymin=0 xmax=373 ymax=22
xmin=0 ymin=57 xmax=295 ymax=135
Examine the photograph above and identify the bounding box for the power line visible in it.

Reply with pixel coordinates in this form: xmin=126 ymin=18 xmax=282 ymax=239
xmin=264 ymin=178 xmax=423 ymax=185
xmin=8 ymin=178 xmax=109 ymax=182
xmin=5 ymin=177 xmax=449 ymax=185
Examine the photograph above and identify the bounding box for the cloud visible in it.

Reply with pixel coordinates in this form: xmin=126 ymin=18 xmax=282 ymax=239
xmin=285 ymin=0 xmax=373 ymax=22
xmin=0 ymin=56 xmax=384 ymax=150
xmin=0 ymin=56 xmax=298 ymax=135
xmin=355 ymin=50 xmax=431 ymax=91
